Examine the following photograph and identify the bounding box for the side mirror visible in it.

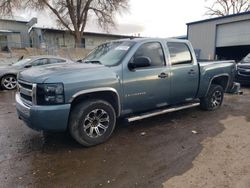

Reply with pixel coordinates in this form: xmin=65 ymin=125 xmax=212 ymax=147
xmin=128 ymin=56 xmax=151 ymax=70
xmin=24 ymin=64 xmax=32 ymax=68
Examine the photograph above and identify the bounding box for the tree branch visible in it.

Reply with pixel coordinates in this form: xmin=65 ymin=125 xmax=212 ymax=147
xmin=205 ymin=0 xmax=250 ymax=16
xmin=41 ymin=0 xmax=73 ymax=34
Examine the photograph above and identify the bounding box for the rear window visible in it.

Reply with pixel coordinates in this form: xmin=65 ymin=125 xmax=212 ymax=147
xmin=49 ymin=58 xmax=66 ymax=64
xmin=32 ymin=58 xmax=48 ymax=66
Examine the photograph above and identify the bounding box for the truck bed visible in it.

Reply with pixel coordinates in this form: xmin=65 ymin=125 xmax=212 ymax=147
xmin=197 ymin=60 xmax=236 ymax=97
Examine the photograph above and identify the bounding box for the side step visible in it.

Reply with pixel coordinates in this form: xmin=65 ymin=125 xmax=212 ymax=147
xmin=127 ymin=102 xmax=200 ymax=122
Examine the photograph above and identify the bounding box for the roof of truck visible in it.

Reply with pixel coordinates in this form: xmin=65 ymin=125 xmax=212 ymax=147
xmin=110 ymin=37 xmax=189 ymax=43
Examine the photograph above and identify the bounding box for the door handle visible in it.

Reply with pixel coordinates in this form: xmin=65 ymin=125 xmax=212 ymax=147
xmin=188 ymin=69 xmax=196 ymax=75
xmin=158 ymin=72 xmax=169 ymax=79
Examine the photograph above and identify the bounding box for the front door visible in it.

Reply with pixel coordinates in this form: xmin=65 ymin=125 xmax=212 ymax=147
xmin=167 ymin=42 xmax=199 ymax=104
xmin=122 ymin=42 xmax=171 ymax=114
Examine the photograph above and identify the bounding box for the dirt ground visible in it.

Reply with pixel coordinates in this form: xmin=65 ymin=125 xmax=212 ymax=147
xmin=0 ymin=88 xmax=250 ymax=188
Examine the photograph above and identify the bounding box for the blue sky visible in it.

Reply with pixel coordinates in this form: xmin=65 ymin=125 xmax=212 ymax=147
xmin=20 ymin=0 xmax=210 ymax=37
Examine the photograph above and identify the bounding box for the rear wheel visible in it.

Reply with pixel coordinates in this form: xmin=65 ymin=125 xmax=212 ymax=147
xmin=200 ymin=84 xmax=224 ymax=111
xmin=1 ymin=75 xmax=17 ymax=90
xmin=69 ymin=100 xmax=116 ymax=147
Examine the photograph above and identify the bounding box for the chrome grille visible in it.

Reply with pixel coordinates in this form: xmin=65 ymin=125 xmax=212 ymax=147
xmin=238 ymin=68 xmax=250 ymax=76
xmin=17 ymin=80 xmax=37 ymax=106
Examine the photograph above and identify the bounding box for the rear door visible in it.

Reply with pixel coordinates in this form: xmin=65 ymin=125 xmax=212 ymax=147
xmin=167 ymin=42 xmax=199 ymax=104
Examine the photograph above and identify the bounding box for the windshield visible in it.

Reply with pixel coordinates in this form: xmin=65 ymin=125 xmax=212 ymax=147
xmin=84 ymin=41 xmax=135 ymax=66
xmin=242 ymin=53 xmax=250 ymax=63
xmin=12 ymin=58 xmax=31 ymax=67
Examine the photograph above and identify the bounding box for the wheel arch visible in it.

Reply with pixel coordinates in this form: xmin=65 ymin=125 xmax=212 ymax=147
xmin=206 ymin=74 xmax=230 ymax=95
xmin=1 ymin=73 xmax=17 ymax=80
xmin=69 ymin=88 xmax=121 ymax=117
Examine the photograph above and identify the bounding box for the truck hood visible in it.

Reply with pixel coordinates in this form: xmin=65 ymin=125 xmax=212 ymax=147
xmin=18 ymin=63 xmax=109 ymax=83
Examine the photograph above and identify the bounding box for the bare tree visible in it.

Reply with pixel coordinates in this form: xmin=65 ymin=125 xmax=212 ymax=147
xmin=205 ymin=0 xmax=250 ymax=16
xmin=0 ymin=0 xmax=22 ymax=15
xmin=0 ymin=0 xmax=129 ymax=47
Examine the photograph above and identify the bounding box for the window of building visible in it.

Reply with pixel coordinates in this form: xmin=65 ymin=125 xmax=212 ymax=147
xmin=81 ymin=38 xmax=86 ymax=48
xmin=38 ymin=35 xmax=42 ymax=43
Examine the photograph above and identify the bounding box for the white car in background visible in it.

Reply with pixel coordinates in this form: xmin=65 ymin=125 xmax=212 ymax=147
xmin=0 ymin=55 xmax=74 ymax=90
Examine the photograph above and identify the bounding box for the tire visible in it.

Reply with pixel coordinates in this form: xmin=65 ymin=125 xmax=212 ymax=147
xmin=1 ymin=75 xmax=17 ymax=90
xmin=69 ymin=100 xmax=116 ymax=147
xmin=200 ymin=84 xmax=224 ymax=111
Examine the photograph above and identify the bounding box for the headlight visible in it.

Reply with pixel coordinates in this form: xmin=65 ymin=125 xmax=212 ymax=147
xmin=37 ymin=83 xmax=65 ymax=105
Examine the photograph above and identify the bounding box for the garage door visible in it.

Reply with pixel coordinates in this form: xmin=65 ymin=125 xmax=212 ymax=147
xmin=216 ymin=20 xmax=250 ymax=47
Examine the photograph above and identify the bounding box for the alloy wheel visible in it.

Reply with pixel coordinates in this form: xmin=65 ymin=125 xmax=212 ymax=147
xmin=211 ymin=90 xmax=222 ymax=108
xmin=2 ymin=76 xmax=17 ymax=90
xmin=83 ymin=109 xmax=110 ymax=138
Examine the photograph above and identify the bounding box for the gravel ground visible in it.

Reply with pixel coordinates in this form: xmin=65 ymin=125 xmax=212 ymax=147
xmin=0 ymin=88 xmax=249 ymax=188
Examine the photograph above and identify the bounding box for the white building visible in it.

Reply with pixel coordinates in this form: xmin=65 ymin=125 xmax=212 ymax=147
xmin=187 ymin=11 xmax=250 ymax=61
xmin=30 ymin=27 xmax=132 ymax=49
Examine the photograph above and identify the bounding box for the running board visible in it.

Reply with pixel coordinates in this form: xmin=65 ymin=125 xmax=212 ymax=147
xmin=127 ymin=102 xmax=200 ymax=122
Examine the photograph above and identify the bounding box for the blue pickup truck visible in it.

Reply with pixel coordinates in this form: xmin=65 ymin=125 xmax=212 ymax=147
xmin=16 ymin=38 xmax=237 ymax=146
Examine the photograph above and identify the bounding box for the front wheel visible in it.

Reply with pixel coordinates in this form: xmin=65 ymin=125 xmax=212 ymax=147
xmin=200 ymin=84 xmax=224 ymax=111
xmin=69 ymin=100 xmax=116 ymax=147
xmin=1 ymin=75 xmax=17 ymax=90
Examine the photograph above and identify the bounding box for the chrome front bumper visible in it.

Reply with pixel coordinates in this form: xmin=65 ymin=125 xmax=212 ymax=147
xmin=16 ymin=93 xmax=30 ymax=117
xmin=228 ymin=82 xmax=241 ymax=94
xmin=16 ymin=93 xmax=71 ymax=132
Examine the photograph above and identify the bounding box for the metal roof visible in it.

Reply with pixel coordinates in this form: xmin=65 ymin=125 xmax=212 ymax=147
xmin=0 ymin=30 xmax=20 ymax=34
xmin=0 ymin=30 xmax=13 ymax=33
xmin=187 ymin=11 xmax=250 ymax=25
xmin=33 ymin=27 xmax=133 ymax=38
xmin=0 ymin=16 xmax=29 ymax=23
xmin=107 ymin=37 xmax=189 ymax=43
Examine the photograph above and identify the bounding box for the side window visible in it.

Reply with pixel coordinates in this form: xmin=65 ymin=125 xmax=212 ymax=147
xmin=167 ymin=42 xmax=192 ymax=65
xmin=49 ymin=58 xmax=66 ymax=64
xmin=32 ymin=58 xmax=48 ymax=66
xmin=134 ymin=42 xmax=165 ymax=67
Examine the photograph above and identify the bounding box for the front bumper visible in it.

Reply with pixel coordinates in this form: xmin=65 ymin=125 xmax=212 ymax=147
xmin=235 ymin=76 xmax=250 ymax=85
xmin=16 ymin=93 xmax=71 ymax=131
xmin=228 ymin=82 xmax=241 ymax=94
xmin=235 ymin=71 xmax=250 ymax=85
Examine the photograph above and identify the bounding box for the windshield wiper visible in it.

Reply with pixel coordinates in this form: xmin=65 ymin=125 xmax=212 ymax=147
xmin=83 ymin=60 xmax=102 ymax=65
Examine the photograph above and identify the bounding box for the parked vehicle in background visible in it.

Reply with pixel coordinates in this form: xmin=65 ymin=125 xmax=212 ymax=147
xmin=236 ymin=53 xmax=250 ymax=85
xmin=0 ymin=56 xmax=74 ymax=90
xmin=16 ymin=38 xmax=238 ymax=147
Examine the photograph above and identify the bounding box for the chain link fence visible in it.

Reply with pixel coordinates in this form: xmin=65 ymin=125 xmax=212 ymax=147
xmin=0 ymin=41 xmax=91 ymax=65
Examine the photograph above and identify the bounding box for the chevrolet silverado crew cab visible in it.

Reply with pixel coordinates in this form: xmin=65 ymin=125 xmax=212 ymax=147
xmin=16 ymin=38 xmax=237 ymax=146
